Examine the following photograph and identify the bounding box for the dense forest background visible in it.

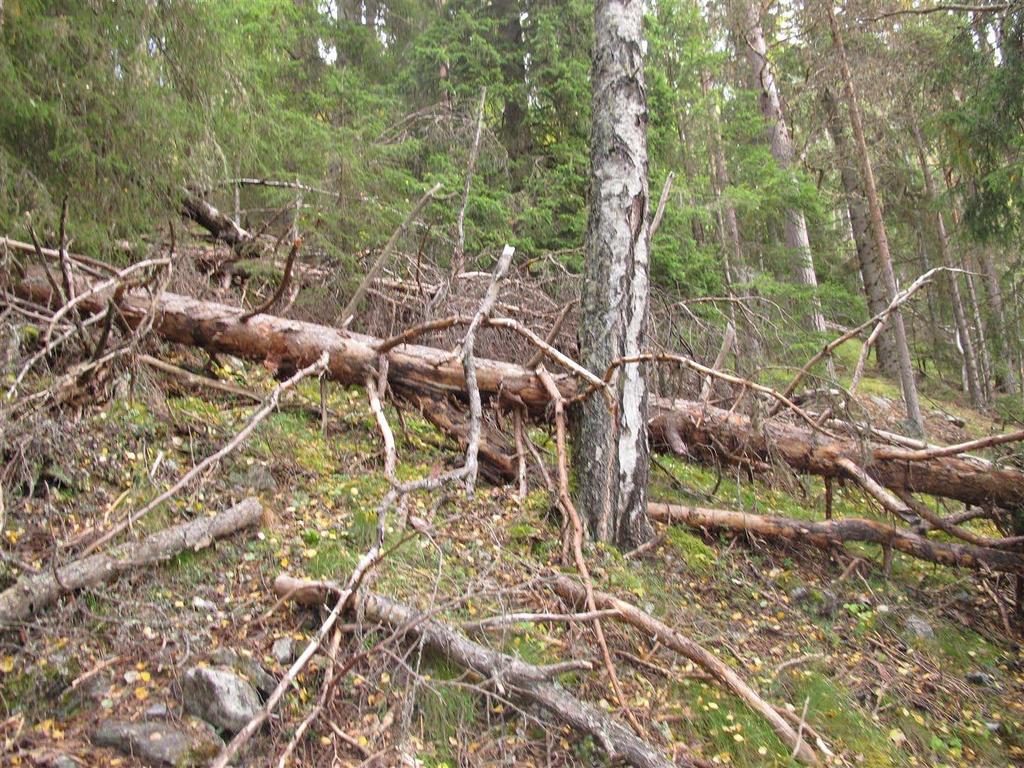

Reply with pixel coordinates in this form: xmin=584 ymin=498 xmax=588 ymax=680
xmin=3 ymin=0 xmax=1022 ymax=407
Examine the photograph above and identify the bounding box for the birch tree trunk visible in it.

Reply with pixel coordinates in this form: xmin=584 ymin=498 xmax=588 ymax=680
xmin=738 ymin=0 xmax=827 ymax=335
xmin=573 ymin=0 xmax=654 ymax=549
xmin=912 ymin=123 xmax=984 ymax=406
xmin=821 ymin=87 xmax=899 ymax=378
xmin=826 ymin=8 xmax=925 ymax=436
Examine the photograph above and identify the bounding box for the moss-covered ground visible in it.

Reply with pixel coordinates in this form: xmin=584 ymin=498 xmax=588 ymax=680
xmin=2 ymin=351 xmax=1022 ymax=767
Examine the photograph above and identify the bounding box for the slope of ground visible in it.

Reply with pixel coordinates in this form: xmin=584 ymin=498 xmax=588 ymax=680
xmin=1 ymin=350 xmax=1022 ymax=768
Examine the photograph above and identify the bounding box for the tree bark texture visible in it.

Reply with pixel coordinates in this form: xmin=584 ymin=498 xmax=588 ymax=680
xmin=821 ymin=88 xmax=899 ymax=378
xmin=182 ymin=192 xmax=254 ymax=249
xmin=826 ymin=10 xmax=924 ymax=436
xmin=650 ymin=401 xmax=1024 ymax=514
xmin=648 ymin=502 xmax=1023 ymax=575
xmin=574 ymin=0 xmax=654 ymax=548
xmin=0 ymin=498 xmax=263 ymax=626
xmin=13 ymin=270 xmax=1024 ymax=515
xmin=738 ymin=0 xmax=827 ymax=334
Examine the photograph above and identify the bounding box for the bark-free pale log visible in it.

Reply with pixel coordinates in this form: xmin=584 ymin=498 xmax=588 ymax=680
xmin=14 ymin=270 xmax=1024 ymax=514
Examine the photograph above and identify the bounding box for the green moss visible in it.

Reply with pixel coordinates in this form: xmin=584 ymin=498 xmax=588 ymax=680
xmin=779 ymin=671 xmax=899 ymax=766
xmin=665 ymin=526 xmax=717 ymax=575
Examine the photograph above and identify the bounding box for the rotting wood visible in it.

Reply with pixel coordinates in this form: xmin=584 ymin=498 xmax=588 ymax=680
xmin=12 ymin=268 xmax=1024 ymax=514
xmin=0 ymin=497 xmax=262 ymax=626
xmin=647 ymin=503 xmax=1024 ymax=574
xmin=273 ymin=574 xmax=681 ymax=768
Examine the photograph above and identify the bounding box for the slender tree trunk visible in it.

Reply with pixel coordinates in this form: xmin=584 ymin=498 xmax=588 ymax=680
xmin=702 ymin=74 xmax=742 ymax=295
xmin=496 ymin=0 xmax=529 ymax=165
xmin=913 ymin=219 xmax=943 ymax=377
xmin=573 ymin=0 xmax=654 ymax=549
xmin=827 ymin=9 xmax=925 ymax=436
xmin=738 ymin=0 xmax=827 ymax=334
xmin=964 ymin=254 xmax=993 ymax=400
xmin=978 ymin=246 xmax=1019 ymax=394
xmin=912 ymin=123 xmax=984 ymax=406
xmin=821 ymin=88 xmax=899 ymax=378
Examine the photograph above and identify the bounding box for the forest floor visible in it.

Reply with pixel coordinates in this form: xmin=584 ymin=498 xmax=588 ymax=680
xmin=2 ymin=346 xmax=1023 ymax=768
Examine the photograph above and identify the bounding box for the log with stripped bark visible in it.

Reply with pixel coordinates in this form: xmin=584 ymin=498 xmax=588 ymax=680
xmin=10 ymin=267 xmax=1024 ymax=518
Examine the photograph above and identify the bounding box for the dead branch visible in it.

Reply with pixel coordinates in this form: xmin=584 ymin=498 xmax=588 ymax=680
xmin=239 ymin=237 xmax=301 ymax=322
xmin=12 ymin=269 xmax=1024 ymax=513
xmin=340 ymin=182 xmax=443 ymax=328
xmin=273 ymin=575 xmax=680 ymax=768
xmin=551 ymin=574 xmax=819 ymax=765
xmin=537 ymin=368 xmax=642 ymax=734
xmin=777 ymin=267 xmax=942 ymax=409
xmin=78 ymin=352 xmax=328 ymax=556
xmin=430 ymin=87 xmax=487 ymax=314
xmin=0 ymin=497 xmax=262 ymax=626
xmin=138 ymin=354 xmax=263 ymax=402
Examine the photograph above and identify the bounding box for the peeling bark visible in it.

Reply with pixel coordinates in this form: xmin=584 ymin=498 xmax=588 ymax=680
xmin=574 ymin=0 xmax=654 ymax=549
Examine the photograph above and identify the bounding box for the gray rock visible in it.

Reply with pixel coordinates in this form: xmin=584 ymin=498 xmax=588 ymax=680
xmin=211 ymin=648 xmax=277 ymax=697
xmin=816 ymin=589 xmax=839 ymax=618
xmin=869 ymin=395 xmax=892 ymax=410
xmin=144 ymin=702 xmax=170 ymax=719
xmin=93 ymin=719 xmax=221 ymax=767
xmin=181 ymin=666 xmax=262 ymax=734
xmin=271 ymin=637 xmax=295 ymax=665
xmin=47 ymin=756 xmax=80 ymax=768
xmin=230 ymin=462 xmax=277 ymax=492
xmin=966 ymin=671 xmax=996 ymax=688
xmin=788 ymin=586 xmax=838 ymax=618
xmin=904 ymin=614 xmax=935 ymax=641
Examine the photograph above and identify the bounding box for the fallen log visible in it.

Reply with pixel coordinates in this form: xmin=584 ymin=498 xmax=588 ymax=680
xmin=181 ymin=191 xmax=254 ymax=249
xmin=273 ymin=574 xmax=680 ymax=768
xmin=550 ymin=575 xmax=818 ymax=764
xmin=11 ymin=267 xmax=1024 ymax=515
xmin=0 ymin=497 xmax=263 ymax=626
xmin=647 ymin=502 xmax=1024 ymax=575
xmin=650 ymin=400 xmax=1024 ymax=516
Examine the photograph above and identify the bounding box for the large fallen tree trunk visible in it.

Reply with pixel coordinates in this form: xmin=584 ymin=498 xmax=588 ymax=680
xmin=274 ymin=574 xmax=679 ymax=768
xmin=11 ymin=268 xmax=1024 ymax=515
xmin=647 ymin=502 xmax=1024 ymax=574
xmin=649 ymin=402 xmax=1024 ymax=516
xmin=0 ymin=497 xmax=263 ymax=626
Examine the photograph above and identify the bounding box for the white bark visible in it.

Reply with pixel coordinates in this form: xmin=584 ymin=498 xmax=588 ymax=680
xmin=574 ymin=0 xmax=654 ymax=548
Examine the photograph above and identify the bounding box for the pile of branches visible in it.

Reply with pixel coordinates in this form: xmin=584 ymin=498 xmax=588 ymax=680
xmin=3 ymin=187 xmax=1024 ymax=766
